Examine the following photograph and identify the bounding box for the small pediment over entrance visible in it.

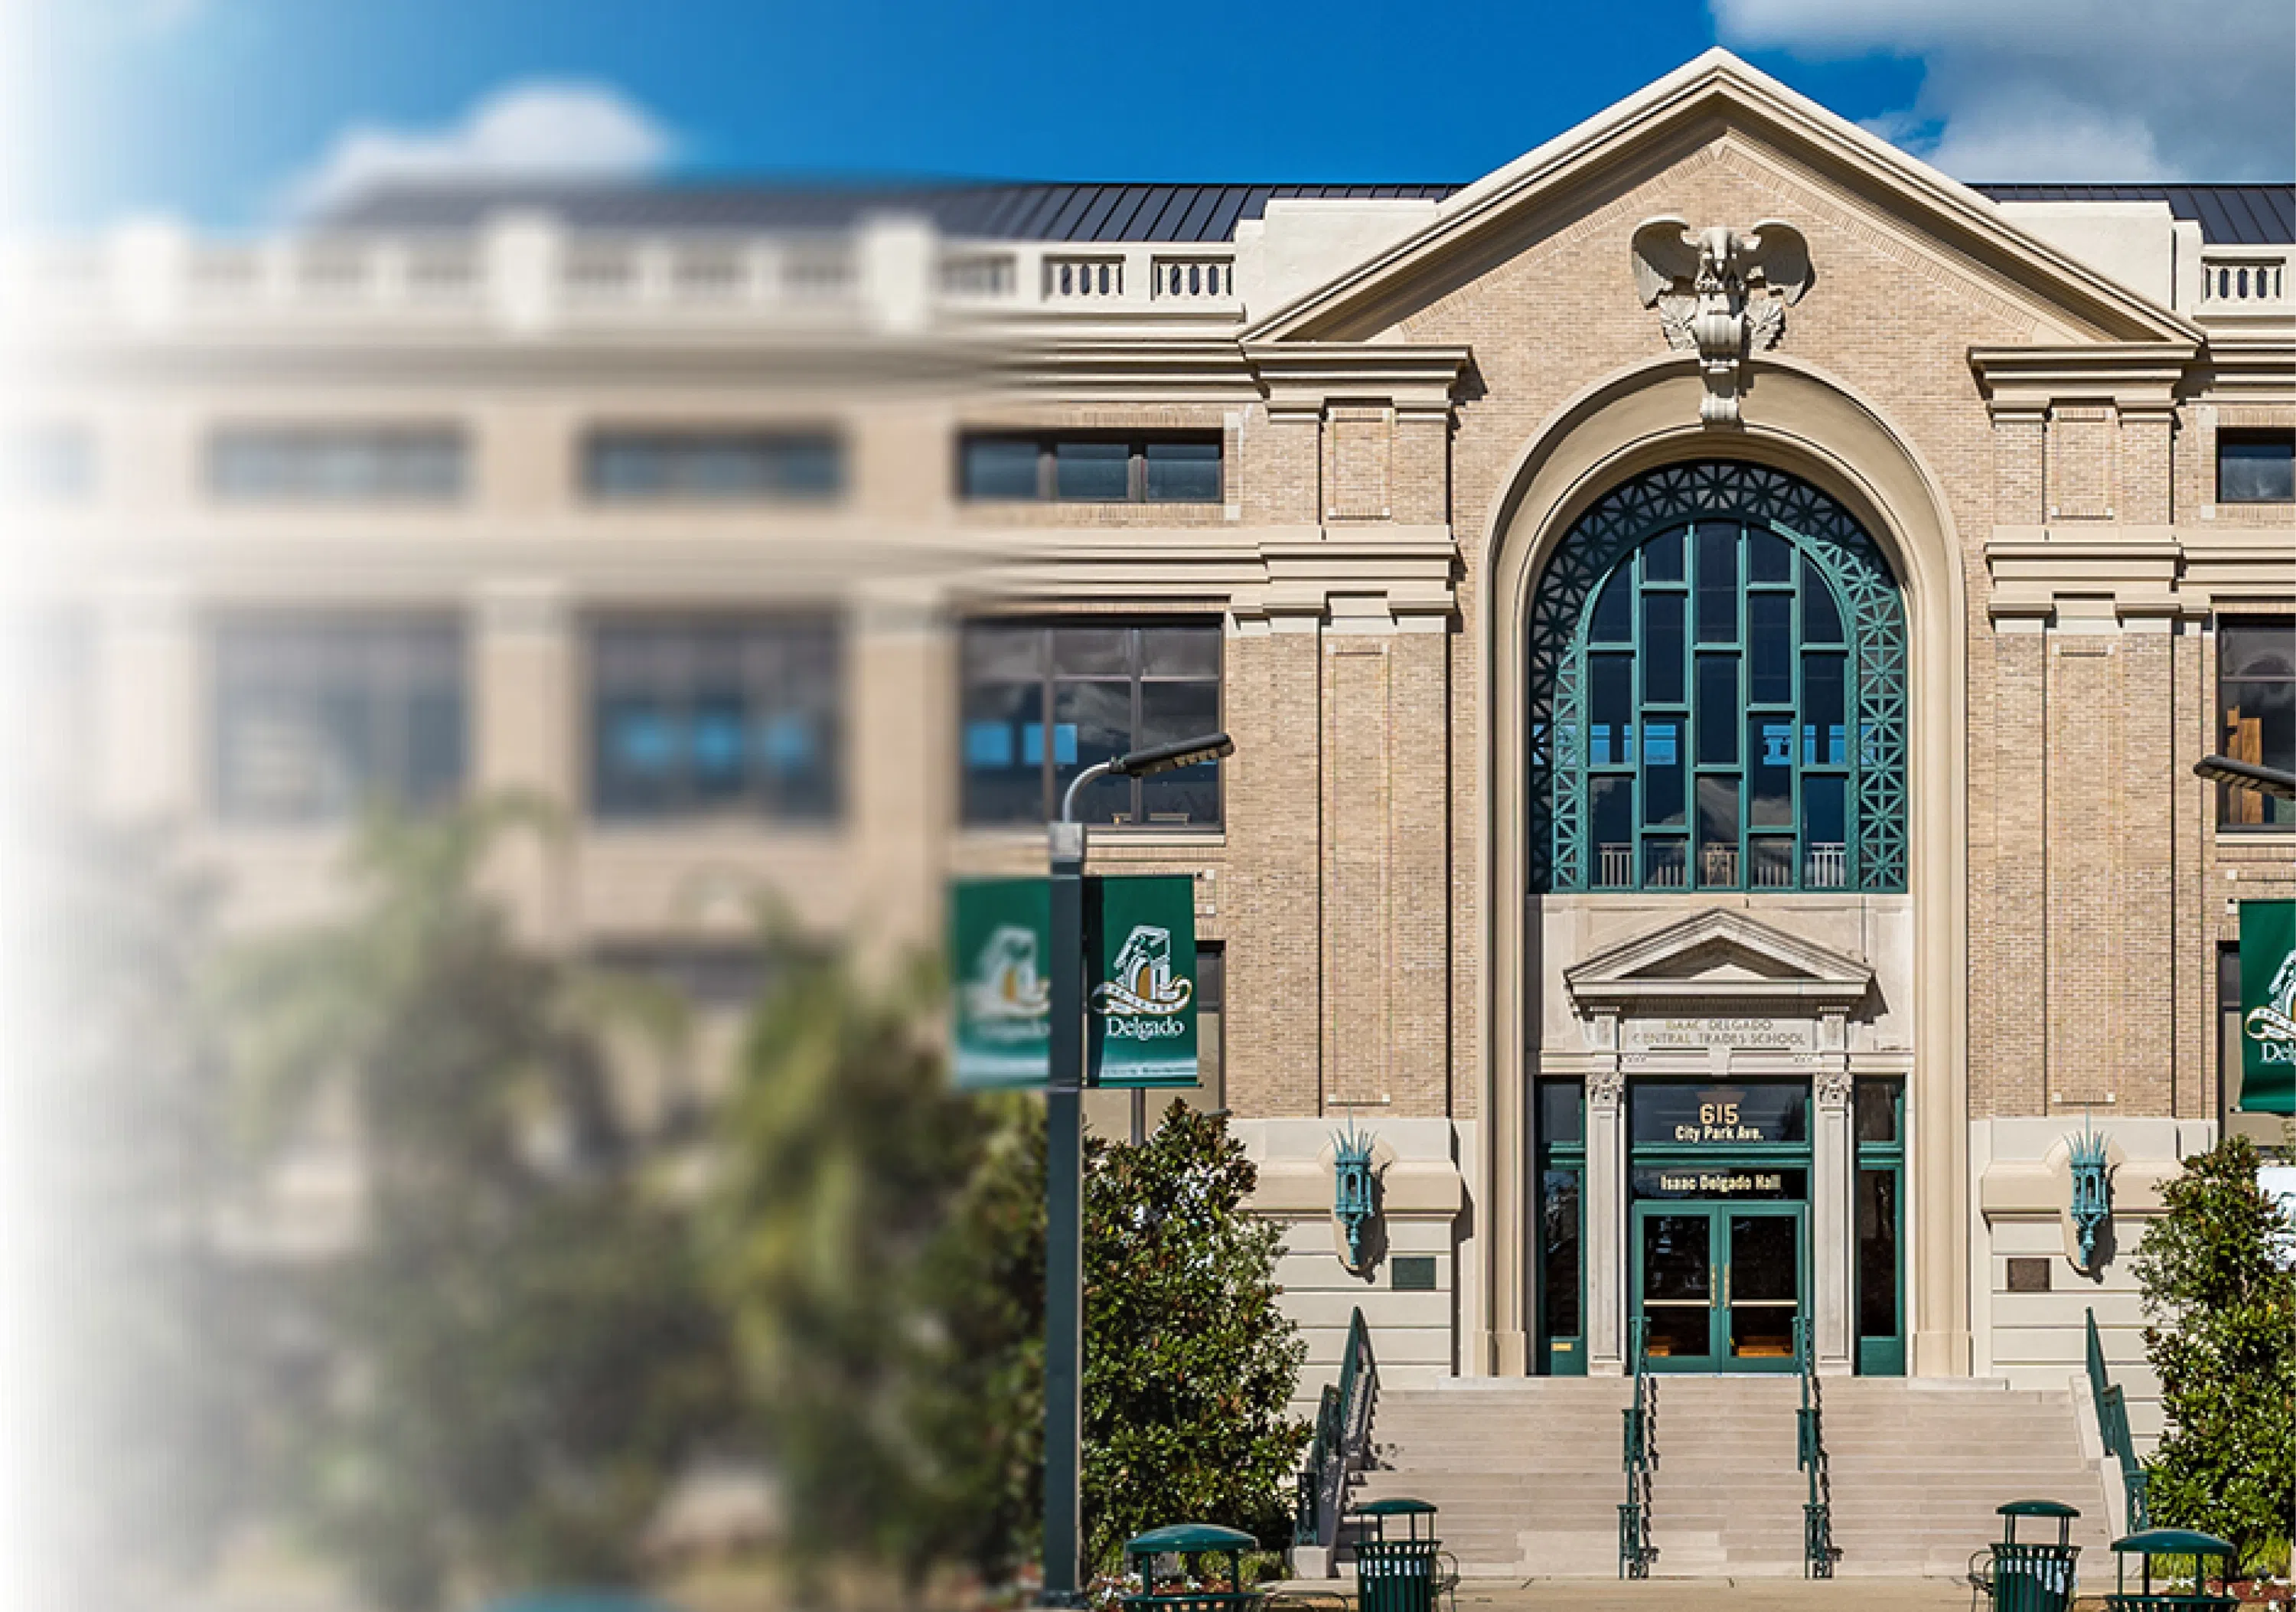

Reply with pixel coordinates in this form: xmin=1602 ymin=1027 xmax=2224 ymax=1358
xmin=1564 ymin=908 xmax=1874 ymax=1015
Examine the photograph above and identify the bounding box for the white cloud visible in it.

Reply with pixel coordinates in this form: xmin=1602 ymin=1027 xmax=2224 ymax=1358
xmin=1714 ymin=0 xmax=2295 ymax=180
xmin=283 ymin=81 xmax=676 ymax=216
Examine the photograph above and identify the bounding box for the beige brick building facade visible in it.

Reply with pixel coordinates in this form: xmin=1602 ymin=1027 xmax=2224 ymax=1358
xmin=8 ymin=51 xmax=2291 ymax=1464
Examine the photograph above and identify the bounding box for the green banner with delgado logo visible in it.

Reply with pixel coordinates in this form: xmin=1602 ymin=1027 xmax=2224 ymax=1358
xmin=2242 ymin=899 xmax=2296 ymax=1116
xmin=949 ymin=877 xmax=1053 ymax=1090
xmin=948 ymin=874 xmax=1200 ymax=1091
xmin=1088 ymin=874 xmax=1199 ymax=1088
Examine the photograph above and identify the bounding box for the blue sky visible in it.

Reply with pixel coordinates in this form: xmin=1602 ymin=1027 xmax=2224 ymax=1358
xmin=6 ymin=0 xmax=2290 ymax=228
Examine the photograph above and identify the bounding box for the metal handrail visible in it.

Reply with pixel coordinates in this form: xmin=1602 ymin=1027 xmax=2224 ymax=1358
xmin=2085 ymin=1307 xmax=2151 ymax=1531
xmin=1293 ymin=1307 xmax=1378 ymax=1551
xmin=1795 ymin=1315 xmax=1840 ymax=1578
xmin=1619 ymin=1317 xmax=1658 ymax=1578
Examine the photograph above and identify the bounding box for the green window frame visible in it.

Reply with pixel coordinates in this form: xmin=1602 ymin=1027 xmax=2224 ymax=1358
xmin=1536 ymin=1078 xmax=1587 ymax=1375
xmin=1854 ymin=1078 xmax=1906 ymax=1377
xmin=1531 ymin=461 xmax=1906 ymax=893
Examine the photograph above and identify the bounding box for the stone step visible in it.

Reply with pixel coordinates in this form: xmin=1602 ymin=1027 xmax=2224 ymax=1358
xmin=1325 ymin=1376 xmax=2120 ymax=1578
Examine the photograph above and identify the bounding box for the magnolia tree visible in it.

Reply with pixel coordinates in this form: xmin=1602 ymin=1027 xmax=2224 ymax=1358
xmin=2131 ymin=1134 xmax=2296 ymax=1576
xmin=1080 ymin=1104 xmax=1309 ymax=1576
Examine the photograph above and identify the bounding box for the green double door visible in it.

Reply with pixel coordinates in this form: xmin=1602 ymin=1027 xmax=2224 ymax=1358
xmin=1632 ymin=1202 xmax=1802 ymax=1372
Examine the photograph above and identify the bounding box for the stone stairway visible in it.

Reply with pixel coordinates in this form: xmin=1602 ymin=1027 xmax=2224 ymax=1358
xmin=1821 ymin=1380 xmax=2115 ymax=1578
xmin=1353 ymin=1379 xmax=1634 ymax=1577
xmin=1345 ymin=1375 xmax=2114 ymax=1580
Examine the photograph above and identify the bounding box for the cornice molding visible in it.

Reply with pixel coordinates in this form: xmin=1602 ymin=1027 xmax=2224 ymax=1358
xmin=1242 ymin=51 xmax=2201 ymax=349
xmin=1238 ymin=341 xmax=1473 ymax=412
xmin=1966 ymin=342 xmax=2200 ymax=412
xmin=2188 ymin=336 xmax=2296 ymax=402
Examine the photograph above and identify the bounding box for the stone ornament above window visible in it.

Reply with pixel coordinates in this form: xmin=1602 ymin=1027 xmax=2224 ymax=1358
xmin=1629 ymin=217 xmax=1815 ymax=426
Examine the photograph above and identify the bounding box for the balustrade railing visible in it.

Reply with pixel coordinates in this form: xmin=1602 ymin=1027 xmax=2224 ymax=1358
xmin=1294 ymin=1306 xmax=1378 ymax=1553
xmin=2085 ymin=1307 xmax=2151 ymax=1532
xmin=1045 ymin=255 xmax=1123 ymax=299
xmin=1151 ymin=256 xmax=1234 ymax=299
xmin=2 ymin=224 xmax=1243 ymax=330
xmin=2200 ymin=251 xmax=2290 ymax=308
xmin=1619 ymin=1317 xmax=1658 ymax=1578
xmin=1795 ymin=1315 xmax=1840 ymax=1578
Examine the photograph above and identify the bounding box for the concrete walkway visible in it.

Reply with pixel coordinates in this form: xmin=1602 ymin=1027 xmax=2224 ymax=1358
xmin=1270 ymin=1579 xmax=1991 ymax=1610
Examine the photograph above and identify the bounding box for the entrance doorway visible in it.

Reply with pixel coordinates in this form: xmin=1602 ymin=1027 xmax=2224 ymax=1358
xmin=1632 ymin=1202 xmax=1802 ymax=1372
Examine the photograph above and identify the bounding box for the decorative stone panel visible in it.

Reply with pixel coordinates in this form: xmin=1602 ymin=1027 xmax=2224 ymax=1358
xmin=2047 ymin=404 xmax=2116 ymax=520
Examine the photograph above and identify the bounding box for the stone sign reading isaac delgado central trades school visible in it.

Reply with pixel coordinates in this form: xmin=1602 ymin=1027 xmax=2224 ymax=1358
xmin=949 ymin=874 xmax=1201 ymax=1091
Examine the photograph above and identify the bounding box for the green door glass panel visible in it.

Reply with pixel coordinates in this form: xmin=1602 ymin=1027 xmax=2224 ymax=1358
xmin=1639 ymin=1212 xmax=1713 ymax=1363
xmin=1633 ymin=1203 xmax=1805 ymax=1373
xmin=1727 ymin=1212 xmax=1800 ymax=1361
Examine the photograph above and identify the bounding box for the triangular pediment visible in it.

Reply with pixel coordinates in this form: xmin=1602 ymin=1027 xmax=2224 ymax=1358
xmin=1564 ymin=908 xmax=1874 ymax=1013
xmin=1242 ymin=49 xmax=2198 ymax=348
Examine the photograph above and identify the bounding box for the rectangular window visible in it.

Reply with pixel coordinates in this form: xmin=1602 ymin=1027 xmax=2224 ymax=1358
xmin=960 ymin=620 xmax=1221 ymax=828
xmin=2218 ymin=429 xmax=2295 ymax=504
xmin=2218 ymin=616 xmax=2294 ymax=830
xmin=1193 ymin=943 xmax=1225 ymax=1113
xmin=211 ymin=614 xmax=465 ymax=824
xmin=958 ymin=432 xmax=1223 ymax=504
xmin=2 ymin=424 xmax=93 ymax=504
xmin=208 ymin=426 xmax=465 ymax=502
xmin=2222 ymin=941 xmax=2244 ymax=1111
xmin=588 ymin=615 xmax=842 ymax=823
xmin=582 ymin=429 xmax=844 ymax=501
xmin=1537 ymin=1078 xmax=1586 ymax=1369
xmin=1854 ymin=1078 xmax=1904 ymax=1375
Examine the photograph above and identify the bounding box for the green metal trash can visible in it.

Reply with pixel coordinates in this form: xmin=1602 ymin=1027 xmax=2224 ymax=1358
xmin=1121 ymin=1522 xmax=1262 ymax=1612
xmin=1987 ymin=1499 xmax=2082 ymax=1612
xmin=1352 ymin=1497 xmax=1442 ymax=1612
xmin=2104 ymin=1528 xmax=2239 ymax=1611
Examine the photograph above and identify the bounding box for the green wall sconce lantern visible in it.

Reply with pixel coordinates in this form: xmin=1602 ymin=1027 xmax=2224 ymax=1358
xmin=2067 ymin=1118 xmax=2111 ymax=1269
xmin=1332 ymin=1115 xmax=1379 ymax=1269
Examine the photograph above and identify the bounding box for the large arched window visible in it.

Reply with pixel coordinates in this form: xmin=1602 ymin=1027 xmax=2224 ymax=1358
xmin=1531 ymin=461 xmax=1906 ymax=893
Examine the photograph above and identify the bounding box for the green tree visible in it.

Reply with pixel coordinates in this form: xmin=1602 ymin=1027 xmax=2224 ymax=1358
xmin=2131 ymin=1134 xmax=2296 ymax=1573
xmin=905 ymin=1095 xmax=1046 ymax=1585
xmin=220 ymin=805 xmax=740 ymax=1610
xmin=1081 ymin=1104 xmax=1309 ymax=1575
xmin=703 ymin=926 xmax=995 ymax=1587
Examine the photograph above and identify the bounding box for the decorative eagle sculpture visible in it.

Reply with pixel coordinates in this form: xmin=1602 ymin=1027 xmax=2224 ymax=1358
xmin=1629 ymin=217 xmax=1814 ymax=425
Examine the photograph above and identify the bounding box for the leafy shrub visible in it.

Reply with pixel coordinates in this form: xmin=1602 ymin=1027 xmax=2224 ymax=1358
xmin=2131 ymin=1134 xmax=2296 ymax=1575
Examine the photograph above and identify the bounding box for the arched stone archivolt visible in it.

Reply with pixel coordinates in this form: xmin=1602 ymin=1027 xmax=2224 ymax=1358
xmin=1469 ymin=352 xmax=1971 ymax=1381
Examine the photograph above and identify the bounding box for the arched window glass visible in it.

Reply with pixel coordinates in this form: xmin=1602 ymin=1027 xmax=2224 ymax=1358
xmin=1531 ymin=462 xmax=1906 ymax=893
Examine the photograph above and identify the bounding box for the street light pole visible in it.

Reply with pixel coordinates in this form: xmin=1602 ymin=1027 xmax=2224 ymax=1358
xmin=1039 ymin=760 xmax=1101 ymax=1610
xmin=1039 ymin=733 xmax=1233 ymax=1607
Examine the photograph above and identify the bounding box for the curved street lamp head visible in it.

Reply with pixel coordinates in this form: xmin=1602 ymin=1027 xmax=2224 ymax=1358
xmin=1111 ymin=731 xmax=1234 ymax=778
xmin=1055 ymin=731 xmax=1235 ymax=832
xmin=2194 ymin=754 xmax=2296 ymax=801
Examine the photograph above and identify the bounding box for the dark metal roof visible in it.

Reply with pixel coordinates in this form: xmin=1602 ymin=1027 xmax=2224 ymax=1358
xmin=317 ymin=181 xmax=1466 ymax=242
xmin=1971 ymin=184 xmax=2295 ymax=245
xmin=318 ymin=179 xmax=2293 ymax=246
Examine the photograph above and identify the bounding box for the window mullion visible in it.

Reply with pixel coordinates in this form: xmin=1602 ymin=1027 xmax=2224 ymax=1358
xmin=1790 ymin=542 xmax=1806 ymax=890
xmin=1041 ymin=634 xmax=1058 ymax=822
xmin=1130 ymin=628 xmax=1145 ymax=824
xmin=1735 ymin=522 xmax=1749 ymax=891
